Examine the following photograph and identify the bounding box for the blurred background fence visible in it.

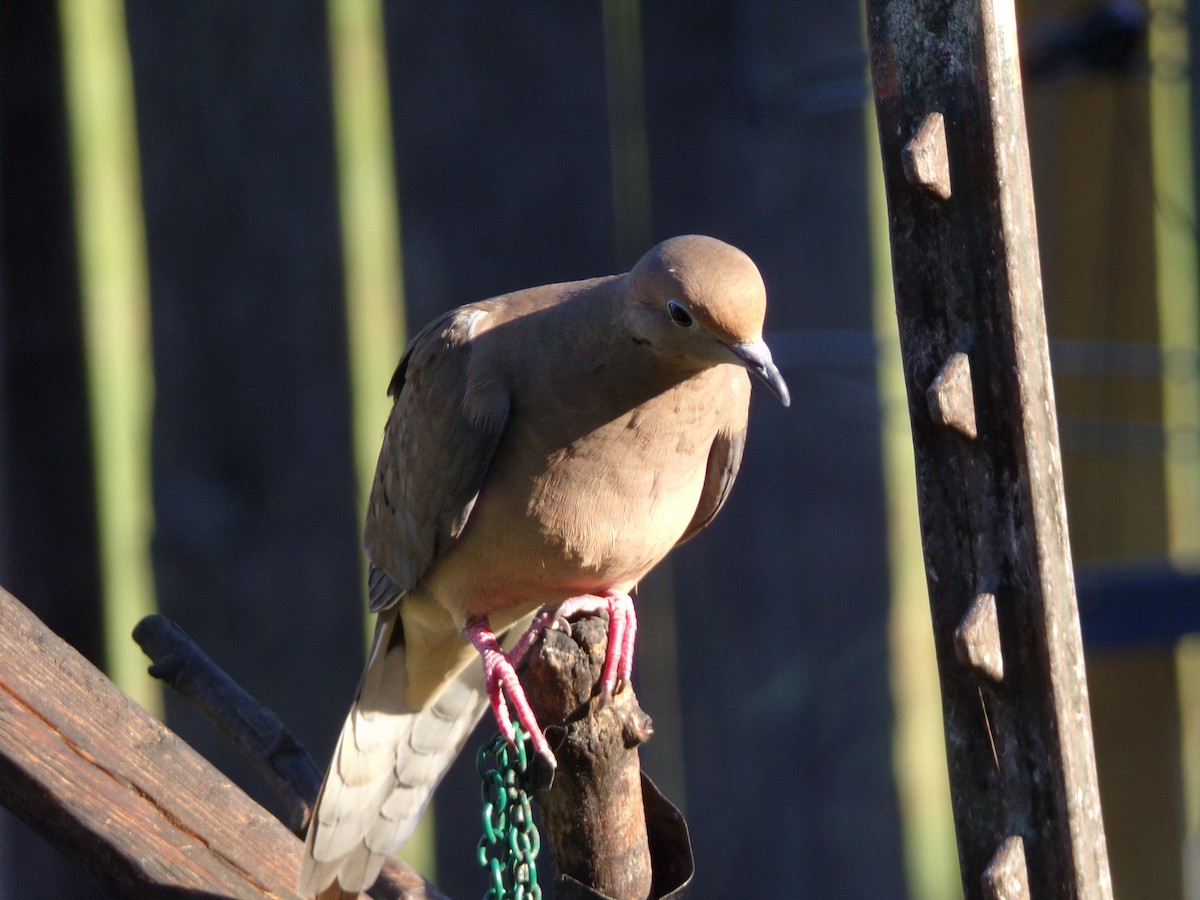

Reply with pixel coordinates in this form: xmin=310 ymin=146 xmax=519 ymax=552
xmin=1 ymin=2 xmax=1199 ymax=898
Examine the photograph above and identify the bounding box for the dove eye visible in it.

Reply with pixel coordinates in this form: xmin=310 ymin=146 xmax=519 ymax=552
xmin=666 ymin=299 xmax=695 ymax=328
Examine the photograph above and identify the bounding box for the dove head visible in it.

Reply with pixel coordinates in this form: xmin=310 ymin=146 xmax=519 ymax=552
xmin=623 ymin=235 xmax=790 ymax=406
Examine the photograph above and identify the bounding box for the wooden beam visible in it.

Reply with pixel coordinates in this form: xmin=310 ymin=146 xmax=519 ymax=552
xmin=865 ymin=0 xmax=1114 ymax=896
xmin=0 ymin=586 xmax=309 ymax=897
xmin=130 ymin=611 xmax=447 ymax=900
xmin=0 ymin=586 xmax=455 ymax=899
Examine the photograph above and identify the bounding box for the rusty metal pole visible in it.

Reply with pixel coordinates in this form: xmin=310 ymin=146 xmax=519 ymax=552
xmin=865 ymin=1 xmax=1114 ymax=897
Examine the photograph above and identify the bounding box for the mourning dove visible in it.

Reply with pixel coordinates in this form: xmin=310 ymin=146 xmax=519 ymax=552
xmin=299 ymin=235 xmax=789 ymax=896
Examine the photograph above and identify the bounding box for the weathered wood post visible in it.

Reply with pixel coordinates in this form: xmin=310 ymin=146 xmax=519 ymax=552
xmin=865 ymin=0 xmax=1114 ymax=896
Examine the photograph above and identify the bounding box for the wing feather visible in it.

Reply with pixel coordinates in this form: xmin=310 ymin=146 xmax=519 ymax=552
xmin=677 ymin=425 xmax=747 ymax=546
xmin=365 ymin=306 xmax=509 ymax=611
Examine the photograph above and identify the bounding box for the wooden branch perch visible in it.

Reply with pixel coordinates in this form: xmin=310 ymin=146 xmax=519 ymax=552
xmin=523 ymin=613 xmax=693 ymax=900
xmin=0 ymin=587 xmax=443 ymax=899
xmin=526 ymin=615 xmax=653 ymax=897
xmin=130 ymin=614 xmax=447 ymax=900
xmin=0 ymin=586 xmax=307 ymax=897
xmin=132 ymin=613 xmax=321 ymax=835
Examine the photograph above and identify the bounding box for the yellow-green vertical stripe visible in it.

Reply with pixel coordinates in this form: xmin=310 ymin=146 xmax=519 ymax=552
xmin=602 ymin=0 xmax=653 ymax=266
xmin=1179 ymin=635 xmax=1200 ymax=892
xmin=60 ymin=0 xmax=160 ymax=714
xmin=328 ymin=0 xmax=406 ymax=523
xmin=328 ymin=0 xmax=422 ymax=875
xmin=1150 ymin=0 xmax=1200 ymax=564
xmin=865 ymin=107 xmax=962 ymax=900
xmin=1149 ymin=2 xmax=1200 ymax=894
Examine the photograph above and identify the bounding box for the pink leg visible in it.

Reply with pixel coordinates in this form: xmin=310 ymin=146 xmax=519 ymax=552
xmin=613 ymin=591 xmax=637 ymax=699
xmin=464 ymin=616 xmax=556 ymax=767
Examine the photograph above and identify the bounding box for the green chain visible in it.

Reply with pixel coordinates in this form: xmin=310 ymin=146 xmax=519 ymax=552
xmin=477 ymin=722 xmax=542 ymax=900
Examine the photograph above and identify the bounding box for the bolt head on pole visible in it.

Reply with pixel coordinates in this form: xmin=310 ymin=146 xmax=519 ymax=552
xmin=901 ymin=111 xmax=953 ymax=201
xmin=926 ymin=351 xmax=979 ymax=440
xmin=982 ymin=835 xmax=1031 ymax=900
xmin=954 ymin=592 xmax=1004 ymax=683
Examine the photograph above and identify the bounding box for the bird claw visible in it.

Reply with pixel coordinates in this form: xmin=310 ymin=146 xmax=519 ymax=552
xmin=555 ymin=590 xmax=637 ymax=705
xmin=465 ymin=591 xmax=638 ymax=772
xmin=464 ymin=617 xmax=557 ymax=769
xmin=608 ymin=590 xmax=638 ymax=701
xmin=511 ymin=590 xmax=638 ymax=705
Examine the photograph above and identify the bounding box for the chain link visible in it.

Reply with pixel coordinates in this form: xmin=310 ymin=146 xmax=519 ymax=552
xmin=477 ymin=723 xmax=542 ymax=900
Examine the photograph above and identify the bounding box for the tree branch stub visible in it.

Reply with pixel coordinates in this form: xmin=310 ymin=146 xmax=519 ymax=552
xmin=525 ymin=613 xmax=655 ymax=900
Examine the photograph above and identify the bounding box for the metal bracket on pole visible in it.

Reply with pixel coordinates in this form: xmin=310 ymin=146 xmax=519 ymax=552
xmin=865 ymin=1 xmax=1114 ymax=896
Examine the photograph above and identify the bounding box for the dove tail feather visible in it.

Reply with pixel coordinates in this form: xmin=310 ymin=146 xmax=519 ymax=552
xmin=298 ymin=620 xmax=490 ymax=897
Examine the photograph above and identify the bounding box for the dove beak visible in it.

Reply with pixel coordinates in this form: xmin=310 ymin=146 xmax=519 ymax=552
xmin=725 ymin=340 xmax=791 ymax=408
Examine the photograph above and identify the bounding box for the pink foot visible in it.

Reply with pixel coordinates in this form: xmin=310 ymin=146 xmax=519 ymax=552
xmin=464 ymin=616 xmax=556 ymax=767
xmin=465 ymin=592 xmax=639 ymax=768
xmin=510 ymin=590 xmax=638 ymax=705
